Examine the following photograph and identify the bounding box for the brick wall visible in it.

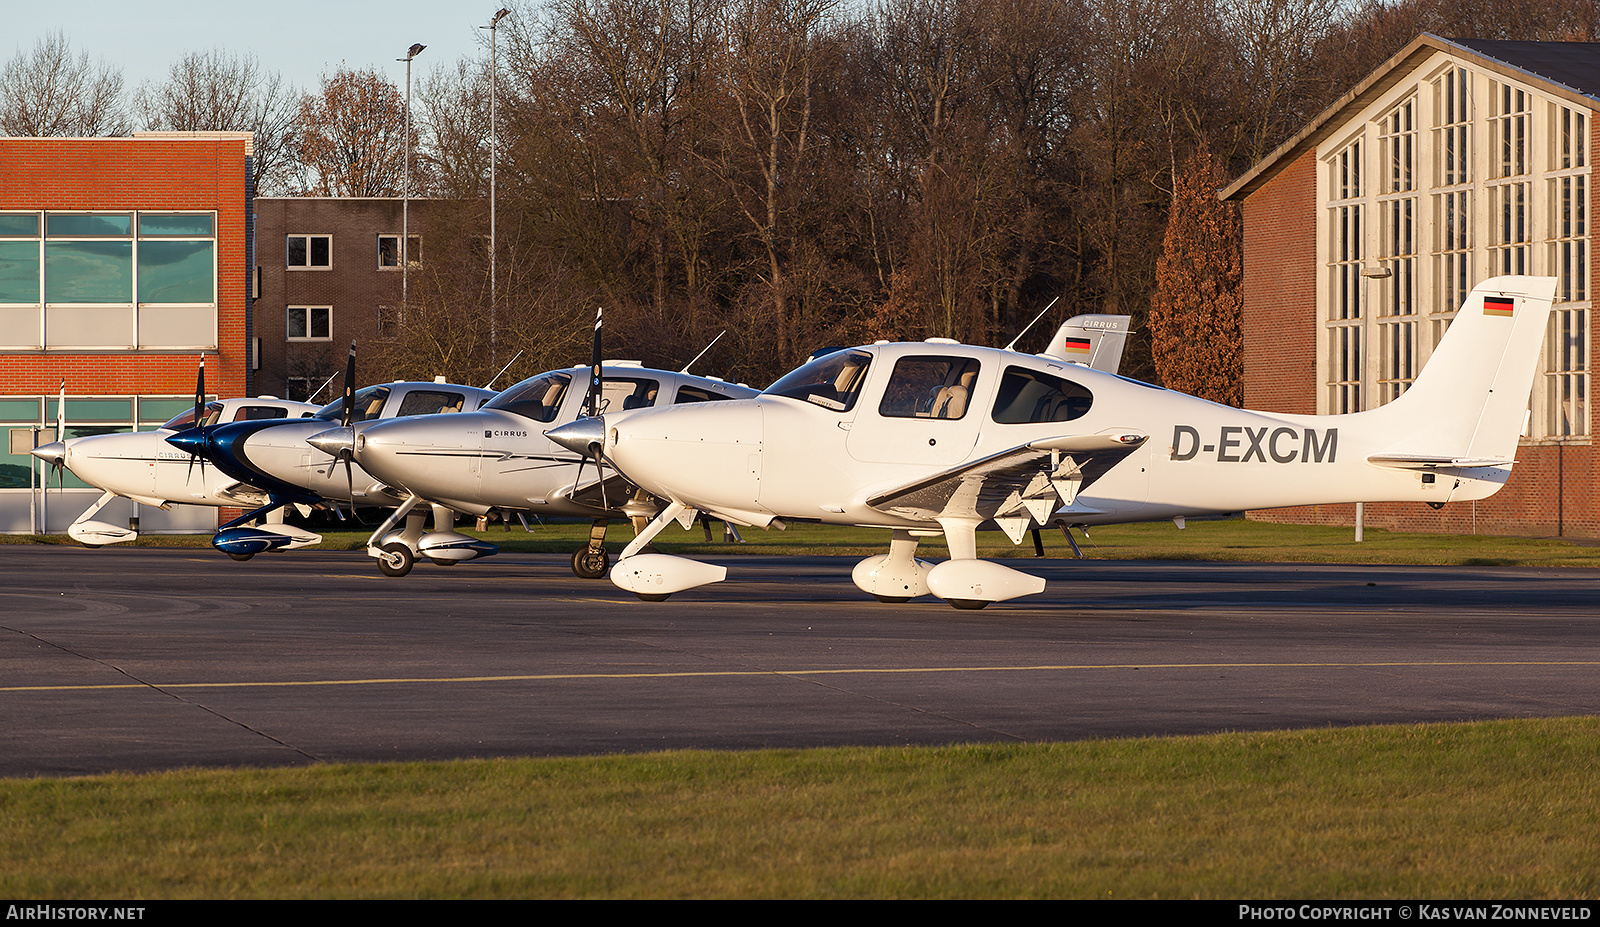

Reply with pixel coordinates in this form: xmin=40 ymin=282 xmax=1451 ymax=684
xmin=1240 ymin=151 xmax=1319 ymax=416
xmin=0 ymin=137 xmax=250 ymax=400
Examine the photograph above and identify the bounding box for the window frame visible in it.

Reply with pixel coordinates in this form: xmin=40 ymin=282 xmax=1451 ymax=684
xmin=286 ymin=234 xmax=332 ymax=271
xmin=287 ymin=305 xmax=332 ymax=342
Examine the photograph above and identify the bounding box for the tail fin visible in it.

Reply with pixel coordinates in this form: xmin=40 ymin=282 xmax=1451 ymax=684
xmin=1040 ymin=314 xmax=1132 ymax=374
xmin=1373 ymin=275 xmax=1556 ymax=463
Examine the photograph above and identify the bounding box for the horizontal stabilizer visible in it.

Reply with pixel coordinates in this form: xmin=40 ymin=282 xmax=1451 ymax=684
xmin=1367 ymin=454 xmax=1512 ymax=471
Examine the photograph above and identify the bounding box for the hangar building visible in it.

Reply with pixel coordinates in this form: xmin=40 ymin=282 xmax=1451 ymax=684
xmin=1222 ymin=35 xmax=1600 ymax=537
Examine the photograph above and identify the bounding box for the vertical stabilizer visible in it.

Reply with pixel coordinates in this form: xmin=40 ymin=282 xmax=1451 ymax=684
xmin=1040 ymin=314 xmax=1132 ymax=374
xmin=1371 ymin=275 xmax=1556 ymax=462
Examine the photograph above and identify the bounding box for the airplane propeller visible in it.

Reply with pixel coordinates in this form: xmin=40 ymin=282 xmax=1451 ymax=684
xmin=182 ymin=356 xmax=209 ymax=482
xmin=317 ymin=343 xmax=361 ymax=505
xmin=572 ymin=307 xmax=611 ymax=507
xmin=33 ymin=379 xmax=69 ymax=492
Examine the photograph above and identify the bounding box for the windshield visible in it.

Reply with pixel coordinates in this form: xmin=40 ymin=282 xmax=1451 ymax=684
xmin=763 ymin=349 xmax=872 ymax=412
xmin=482 ymin=371 xmax=572 ymax=423
xmin=160 ymin=401 xmax=224 ymax=430
xmin=314 ymin=385 xmax=391 ymax=422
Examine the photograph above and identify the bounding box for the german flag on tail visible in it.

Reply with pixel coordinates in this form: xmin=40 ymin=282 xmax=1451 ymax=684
xmin=1483 ymin=296 xmax=1515 ymax=317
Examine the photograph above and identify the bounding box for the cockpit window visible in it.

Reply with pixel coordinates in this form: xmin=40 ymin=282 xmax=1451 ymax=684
xmin=235 ymin=406 xmax=289 ymax=422
xmin=482 ymin=371 xmax=572 ymax=423
xmin=991 ymin=366 xmax=1093 ymax=424
xmin=314 ymin=385 xmax=391 ymax=423
xmin=396 ymin=390 xmax=466 ymax=417
xmin=161 ymin=401 xmax=224 ymax=430
xmin=763 ymin=349 xmax=872 ymax=412
xmin=878 ymin=356 xmax=981 ymax=420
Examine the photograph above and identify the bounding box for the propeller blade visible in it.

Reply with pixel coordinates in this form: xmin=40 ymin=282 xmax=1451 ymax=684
xmin=55 ymin=379 xmax=65 ymax=444
xmin=340 ymin=342 xmax=357 ymax=428
xmin=183 ymin=357 xmax=207 ymax=480
xmin=586 ymin=306 xmax=602 ymax=419
xmin=193 ymin=355 xmax=205 ymax=428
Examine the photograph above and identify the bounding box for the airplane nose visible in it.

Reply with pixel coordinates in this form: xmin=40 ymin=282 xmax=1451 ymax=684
xmin=30 ymin=441 xmax=65 ymax=466
xmin=546 ymin=416 xmax=606 ymax=457
xmin=164 ymin=429 xmax=207 ymax=456
xmin=307 ymin=426 xmax=356 ymax=459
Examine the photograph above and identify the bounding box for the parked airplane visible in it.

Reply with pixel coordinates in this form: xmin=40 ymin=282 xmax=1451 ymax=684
xmin=310 ymin=361 xmax=760 ymax=577
xmin=30 ymin=392 xmax=320 ymax=546
xmin=311 ymin=313 xmax=1133 ymax=579
xmin=165 ymin=359 xmax=498 ymax=562
xmin=548 ymin=276 xmax=1558 ymax=609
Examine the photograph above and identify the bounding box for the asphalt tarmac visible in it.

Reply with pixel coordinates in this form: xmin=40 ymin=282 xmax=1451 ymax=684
xmin=3 ymin=544 xmax=1597 ymax=778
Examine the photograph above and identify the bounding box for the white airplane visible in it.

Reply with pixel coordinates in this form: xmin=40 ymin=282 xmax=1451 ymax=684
xmin=309 ymin=361 xmax=761 ymax=577
xmin=547 ymin=276 xmax=1558 ymax=609
xmin=165 ymin=356 xmax=499 ymax=563
xmin=30 ymin=392 xmax=320 ymax=547
xmin=310 ymin=313 xmax=1133 ymax=579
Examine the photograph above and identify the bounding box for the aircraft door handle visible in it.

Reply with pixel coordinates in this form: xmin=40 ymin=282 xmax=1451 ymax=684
xmin=837 ymin=422 xmax=852 ymax=431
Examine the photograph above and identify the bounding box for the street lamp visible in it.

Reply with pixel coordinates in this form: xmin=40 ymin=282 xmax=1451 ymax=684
xmin=1355 ymin=264 xmax=1394 ymax=542
xmin=399 ymin=42 xmax=427 ymax=313
xmin=481 ymin=8 xmax=512 ymax=366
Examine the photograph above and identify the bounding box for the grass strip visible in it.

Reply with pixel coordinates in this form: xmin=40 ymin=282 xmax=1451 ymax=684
xmin=1 ymin=718 xmax=1596 ymax=899
xmin=10 ymin=517 xmax=1600 ymax=568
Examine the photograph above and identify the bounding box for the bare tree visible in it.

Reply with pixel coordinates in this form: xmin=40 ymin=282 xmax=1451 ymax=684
xmin=135 ymin=49 xmax=299 ymax=195
xmin=713 ymin=0 xmax=839 ymax=361
xmin=0 ymin=29 xmax=127 ymax=136
xmin=293 ymin=67 xmax=412 ymax=197
xmin=414 ymin=59 xmax=495 ymax=198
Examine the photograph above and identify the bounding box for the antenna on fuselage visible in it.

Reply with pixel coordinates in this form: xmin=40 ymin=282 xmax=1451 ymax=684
xmin=306 ymin=369 xmax=342 ymax=405
xmin=1002 ymin=296 xmax=1060 ymax=353
xmin=483 ymin=350 xmax=524 ymax=391
xmin=679 ymin=330 xmax=726 ymax=375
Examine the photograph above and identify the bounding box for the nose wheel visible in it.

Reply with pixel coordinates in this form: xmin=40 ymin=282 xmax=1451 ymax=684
xmin=572 ymin=545 xmax=610 ymax=579
xmin=376 ymin=542 xmax=414 ymax=578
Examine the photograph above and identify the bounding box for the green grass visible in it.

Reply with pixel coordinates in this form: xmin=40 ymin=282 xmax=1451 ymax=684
xmin=11 ymin=516 xmax=1600 ymax=567
xmin=1 ymin=718 xmax=1596 ymax=898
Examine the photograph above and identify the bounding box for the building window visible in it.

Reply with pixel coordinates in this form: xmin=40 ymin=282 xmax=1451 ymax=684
xmin=1377 ymin=99 xmax=1418 ymax=404
xmin=286 ymin=234 xmax=331 ymax=269
xmin=287 ymin=306 xmax=331 ymax=341
xmin=1432 ymin=190 xmax=1472 ymax=317
xmin=0 ymin=210 xmax=216 ymax=351
xmin=1435 ymin=67 xmax=1471 ymax=186
xmin=377 ymin=235 xmax=420 ymax=269
xmin=1545 ymin=307 xmax=1588 ymax=437
xmin=376 ymin=305 xmax=401 ymax=338
xmin=1327 ymin=140 xmax=1364 ymax=413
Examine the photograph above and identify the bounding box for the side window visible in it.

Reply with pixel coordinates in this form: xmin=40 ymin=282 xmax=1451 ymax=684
xmin=674 ymin=385 xmax=733 ymax=404
xmin=234 ymin=406 xmax=289 ymax=422
xmin=991 ymin=366 xmax=1094 ymax=424
xmin=599 ymin=378 xmax=660 ymax=412
xmin=396 ymin=390 xmax=466 ymax=417
xmin=878 ymin=356 xmax=981 ymax=420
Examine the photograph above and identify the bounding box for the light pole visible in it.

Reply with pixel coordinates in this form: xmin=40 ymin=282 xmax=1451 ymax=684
xmin=1355 ymin=264 xmax=1394 ymax=542
xmin=399 ymin=42 xmax=426 ymax=313
xmin=481 ymin=8 xmax=511 ymax=366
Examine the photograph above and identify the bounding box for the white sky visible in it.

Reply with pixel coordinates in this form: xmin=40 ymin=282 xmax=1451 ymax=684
xmin=3 ymin=0 xmax=513 ymax=99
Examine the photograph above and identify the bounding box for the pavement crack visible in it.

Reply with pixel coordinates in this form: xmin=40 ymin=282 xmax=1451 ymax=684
xmin=4 ymin=625 xmax=322 ymax=763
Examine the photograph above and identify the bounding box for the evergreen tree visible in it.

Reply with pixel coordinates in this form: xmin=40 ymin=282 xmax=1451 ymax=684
xmin=1150 ymin=144 xmax=1242 ymax=406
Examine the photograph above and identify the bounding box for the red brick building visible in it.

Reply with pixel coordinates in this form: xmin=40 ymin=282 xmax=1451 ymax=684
xmin=1222 ymin=36 xmax=1600 ymax=537
xmin=0 ymin=132 xmax=253 ymax=533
